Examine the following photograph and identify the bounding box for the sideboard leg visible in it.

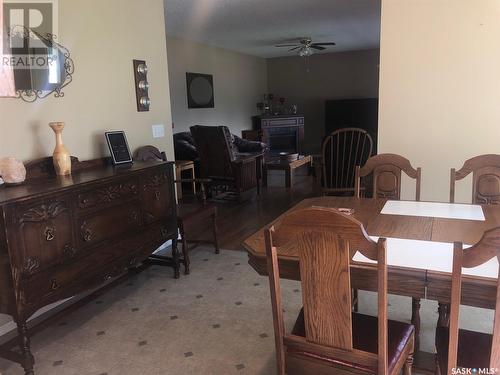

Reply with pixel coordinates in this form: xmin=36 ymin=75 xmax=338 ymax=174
xmin=17 ymin=322 xmax=34 ymax=375
xmin=172 ymin=239 xmax=180 ymax=279
xmin=411 ymin=298 xmax=421 ymax=353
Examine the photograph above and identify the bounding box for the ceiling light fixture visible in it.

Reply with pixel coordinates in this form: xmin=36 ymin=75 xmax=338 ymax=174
xmin=275 ymin=37 xmax=336 ymax=59
xmin=298 ymin=46 xmax=313 ymax=57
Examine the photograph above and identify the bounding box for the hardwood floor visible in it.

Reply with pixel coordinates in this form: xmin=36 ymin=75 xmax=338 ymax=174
xmin=180 ymin=167 xmax=321 ymax=250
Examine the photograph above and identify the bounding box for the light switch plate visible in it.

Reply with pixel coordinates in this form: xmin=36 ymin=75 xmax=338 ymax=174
xmin=152 ymin=124 xmax=165 ymax=138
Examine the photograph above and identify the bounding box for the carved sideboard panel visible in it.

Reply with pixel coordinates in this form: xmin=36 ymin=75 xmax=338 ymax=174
xmin=13 ymin=198 xmax=75 ymax=277
xmin=78 ymin=179 xmax=139 ymax=209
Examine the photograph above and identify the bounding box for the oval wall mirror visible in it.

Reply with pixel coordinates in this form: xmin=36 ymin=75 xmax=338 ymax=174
xmin=3 ymin=26 xmax=74 ymax=102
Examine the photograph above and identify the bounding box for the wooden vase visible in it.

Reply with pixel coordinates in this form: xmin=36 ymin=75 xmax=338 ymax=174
xmin=49 ymin=122 xmax=72 ymax=176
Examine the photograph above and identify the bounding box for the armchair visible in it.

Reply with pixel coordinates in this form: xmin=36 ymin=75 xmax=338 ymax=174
xmin=189 ymin=125 xmax=263 ymax=202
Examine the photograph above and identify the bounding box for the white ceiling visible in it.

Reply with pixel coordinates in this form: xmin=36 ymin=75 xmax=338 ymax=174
xmin=164 ymin=0 xmax=381 ymax=58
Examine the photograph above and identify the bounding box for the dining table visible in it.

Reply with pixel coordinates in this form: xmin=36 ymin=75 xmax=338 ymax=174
xmin=243 ymin=196 xmax=500 ymax=373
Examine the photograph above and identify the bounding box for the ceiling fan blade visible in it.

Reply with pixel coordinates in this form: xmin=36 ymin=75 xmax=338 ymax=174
xmin=275 ymin=44 xmax=299 ymax=47
xmin=310 ymin=45 xmax=326 ymax=51
xmin=313 ymin=42 xmax=336 ymax=46
xmin=289 ymin=46 xmax=301 ymax=51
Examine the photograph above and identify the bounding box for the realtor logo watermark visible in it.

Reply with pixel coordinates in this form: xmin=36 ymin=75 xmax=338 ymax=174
xmin=2 ymin=0 xmax=58 ymax=69
xmin=452 ymin=369 xmax=499 ymax=374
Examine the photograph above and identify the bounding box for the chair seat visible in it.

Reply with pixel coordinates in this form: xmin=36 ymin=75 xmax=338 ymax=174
xmin=291 ymin=309 xmax=414 ymax=373
xmin=177 ymin=203 xmax=216 ymax=222
xmin=435 ymin=326 xmax=492 ymax=372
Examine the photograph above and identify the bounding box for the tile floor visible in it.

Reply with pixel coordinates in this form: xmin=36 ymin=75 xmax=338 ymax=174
xmin=0 ymin=247 xmax=493 ymax=374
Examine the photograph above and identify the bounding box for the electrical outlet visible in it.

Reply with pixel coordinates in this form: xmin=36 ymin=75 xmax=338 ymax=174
xmin=152 ymin=124 xmax=165 ymax=138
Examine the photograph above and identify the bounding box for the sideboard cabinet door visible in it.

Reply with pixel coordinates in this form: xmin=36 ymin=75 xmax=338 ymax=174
xmin=6 ymin=197 xmax=76 ymax=276
xmin=142 ymin=167 xmax=175 ymax=224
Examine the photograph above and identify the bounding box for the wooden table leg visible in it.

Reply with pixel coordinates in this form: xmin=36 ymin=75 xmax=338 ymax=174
xmin=212 ymin=211 xmax=220 ymax=254
xmin=172 ymin=239 xmax=180 ymax=279
xmin=437 ymin=302 xmax=450 ymax=327
xmin=411 ymin=297 xmax=421 ymax=353
xmin=256 ymin=156 xmax=262 ymax=194
xmin=352 ymin=289 xmax=359 ymax=312
xmin=175 ymin=166 xmax=183 ymax=200
xmin=285 ymin=167 xmax=292 ymax=188
xmin=178 ymin=224 xmax=190 ymax=275
xmin=190 ymin=166 xmax=196 ymax=196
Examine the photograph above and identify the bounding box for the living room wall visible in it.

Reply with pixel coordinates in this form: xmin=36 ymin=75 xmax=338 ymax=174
xmin=378 ymin=0 xmax=500 ymax=202
xmin=0 ymin=0 xmax=174 ymax=162
xmin=267 ymin=49 xmax=380 ymax=154
xmin=166 ymin=35 xmax=267 ymax=137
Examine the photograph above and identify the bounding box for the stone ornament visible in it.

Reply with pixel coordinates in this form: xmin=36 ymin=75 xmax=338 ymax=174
xmin=49 ymin=122 xmax=72 ymax=176
xmin=0 ymin=157 xmax=26 ymax=185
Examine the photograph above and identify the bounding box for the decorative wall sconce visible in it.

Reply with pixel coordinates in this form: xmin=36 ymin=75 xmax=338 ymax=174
xmin=133 ymin=60 xmax=150 ymax=112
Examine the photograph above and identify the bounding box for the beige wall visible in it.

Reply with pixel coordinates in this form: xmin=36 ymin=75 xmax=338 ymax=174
xmin=0 ymin=0 xmax=174 ymax=162
xmin=267 ymin=50 xmax=380 ymax=153
xmin=379 ymin=0 xmax=500 ymax=202
xmin=167 ymin=35 xmax=267 ymax=136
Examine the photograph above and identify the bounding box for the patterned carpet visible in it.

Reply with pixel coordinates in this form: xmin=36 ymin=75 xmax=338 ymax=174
xmin=0 ymin=246 xmax=493 ymax=374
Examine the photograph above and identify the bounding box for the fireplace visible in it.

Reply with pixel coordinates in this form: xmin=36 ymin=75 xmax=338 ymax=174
xmin=256 ymin=115 xmax=305 ymax=156
xmin=267 ymin=127 xmax=299 ymax=154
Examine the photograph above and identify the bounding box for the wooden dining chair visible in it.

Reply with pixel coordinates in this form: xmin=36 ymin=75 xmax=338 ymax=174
xmin=450 ymin=154 xmax=500 ymax=204
xmin=136 ymin=146 xmax=219 ymax=276
xmin=265 ymin=207 xmax=415 ymax=375
xmin=321 ymin=128 xmax=374 ymax=196
xmin=354 ymin=153 xmax=422 ymax=351
xmin=354 ymin=153 xmax=421 ymax=201
xmin=434 ymin=227 xmax=500 ymax=374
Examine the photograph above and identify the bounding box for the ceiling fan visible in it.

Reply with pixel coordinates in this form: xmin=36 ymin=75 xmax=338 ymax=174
xmin=275 ymin=38 xmax=336 ymax=57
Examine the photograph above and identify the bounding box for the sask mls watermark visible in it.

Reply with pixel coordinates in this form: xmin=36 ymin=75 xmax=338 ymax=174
xmin=452 ymin=368 xmax=499 ymax=374
xmin=2 ymin=0 xmax=59 ymax=69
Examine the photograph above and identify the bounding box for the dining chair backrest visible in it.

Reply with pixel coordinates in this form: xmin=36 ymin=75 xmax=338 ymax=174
xmin=354 ymin=153 xmax=421 ymax=201
xmin=321 ymin=128 xmax=373 ymax=195
xmin=136 ymin=145 xmax=167 ymax=162
xmin=447 ymin=227 xmax=500 ymax=374
xmin=450 ymin=154 xmax=500 ymax=204
xmin=265 ymin=207 xmax=389 ymax=375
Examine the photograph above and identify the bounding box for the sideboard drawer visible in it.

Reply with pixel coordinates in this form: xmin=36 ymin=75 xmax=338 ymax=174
xmin=6 ymin=196 xmax=76 ymax=276
xmin=77 ymin=177 xmax=139 ymax=210
xmin=21 ymin=223 xmax=170 ymax=307
xmin=78 ymin=202 xmax=143 ymax=247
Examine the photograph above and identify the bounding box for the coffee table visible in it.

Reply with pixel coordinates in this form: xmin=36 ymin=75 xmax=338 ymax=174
xmin=263 ymin=155 xmax=312 ymax=188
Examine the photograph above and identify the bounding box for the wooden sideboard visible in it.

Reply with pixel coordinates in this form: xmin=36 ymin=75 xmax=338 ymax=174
xmin=0 ymin=157 xmax=178 ymax=374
